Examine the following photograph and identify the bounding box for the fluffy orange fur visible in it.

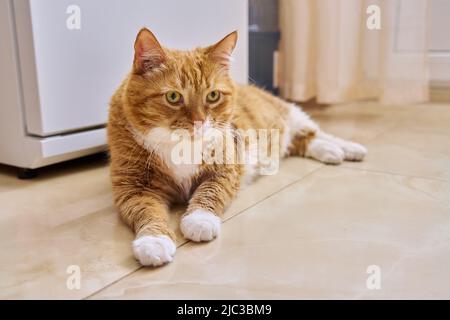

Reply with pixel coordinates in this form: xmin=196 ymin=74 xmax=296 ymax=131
xmin=107 ymin=28 xmax=366 ymax=266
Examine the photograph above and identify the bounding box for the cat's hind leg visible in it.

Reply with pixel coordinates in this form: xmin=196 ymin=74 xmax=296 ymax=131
xmin=285 ymin=104 xmax=367 ymax=164
xmin=314 ymin=131 xmax=367 ymax=162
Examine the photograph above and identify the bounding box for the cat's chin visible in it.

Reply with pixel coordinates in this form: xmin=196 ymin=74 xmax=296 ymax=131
xmin=132 ymin=235 xmax=176 ymax=267
xmin=180 ymin=209 xmax=221 ymax=242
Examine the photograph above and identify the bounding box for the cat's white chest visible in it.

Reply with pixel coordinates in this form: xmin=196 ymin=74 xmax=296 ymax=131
xmin=133 ymin=127 xmax=200 ymax=188
xmin=167 ymin=162 xmax=199 ymax=183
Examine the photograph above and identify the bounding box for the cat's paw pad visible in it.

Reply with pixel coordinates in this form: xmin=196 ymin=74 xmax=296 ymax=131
xmin=132 ymin=235 xmax=176 ymax=267
xmin=180 ymin=210 xmax=221 ymax=242
xmin=341 ymin=141 xmax=367 ymax=161
xmin=307 ymin=139 xmax=344 ymax=164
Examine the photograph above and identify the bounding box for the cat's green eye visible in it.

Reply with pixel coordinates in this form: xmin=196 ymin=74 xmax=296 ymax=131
xmin=166 ymin=91 xmax=182 ymax=104
xmin=206 ymin=90 xmax=220 ymax=103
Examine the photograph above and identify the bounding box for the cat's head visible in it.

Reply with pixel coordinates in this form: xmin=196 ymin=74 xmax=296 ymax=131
xmin=123 ymin=28 xmax=238 ymax=136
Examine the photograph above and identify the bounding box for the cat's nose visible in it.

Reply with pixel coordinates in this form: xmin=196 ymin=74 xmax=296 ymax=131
xmin=191 ymin=111 xmax=206 ymax=123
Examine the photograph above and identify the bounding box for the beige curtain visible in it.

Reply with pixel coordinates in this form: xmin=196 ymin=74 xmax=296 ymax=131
xmin=279 ymin=0 xmax=429 ymax=105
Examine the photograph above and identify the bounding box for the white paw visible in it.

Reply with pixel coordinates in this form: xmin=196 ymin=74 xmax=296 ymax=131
xmin=180 ymin=209 xmax=221 ymax=242
xmin=132 ymin=235 xmax=176 ymax=267
xmin=341 ymin=141 xmax=367 ymax=161
xmin=306 ymin=139 xmax=344 ymax=164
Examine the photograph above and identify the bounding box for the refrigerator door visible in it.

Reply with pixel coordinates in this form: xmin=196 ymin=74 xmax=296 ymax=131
xmin=14 ymin=0 xmax=248 ymax=136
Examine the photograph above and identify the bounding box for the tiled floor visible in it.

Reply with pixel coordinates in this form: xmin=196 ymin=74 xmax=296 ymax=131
xmin=1 ymin=102 xmax=449 ymax=299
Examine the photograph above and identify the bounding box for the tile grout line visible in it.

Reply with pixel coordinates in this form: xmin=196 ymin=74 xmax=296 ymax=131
xmin=83 ymin=267 xmax=142 ymax=300
xmin=339 ymin=165 xmax=450 ymax=183
xmin=335 ymin=105 xmax=450 ymax=183
xmin=345 ymin=104 xmax=432 ymax=146
xmin=83 ymin=164 xmax=327 ymax=299
xmin=221 ymin=165 xmax=326 ymax=225
xmin=83 ymin=239 xmax=193 ymax=300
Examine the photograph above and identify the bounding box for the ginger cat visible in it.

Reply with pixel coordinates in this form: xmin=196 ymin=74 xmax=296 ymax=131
xmin=108 ymin=28 xmax=367 ymax=267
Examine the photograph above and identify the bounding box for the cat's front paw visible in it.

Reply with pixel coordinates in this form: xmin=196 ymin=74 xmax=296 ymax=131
xmin=132 ymin=235 xmax=176 ymax=267
xmin=180 ymin=209 xmax=221 ymax=242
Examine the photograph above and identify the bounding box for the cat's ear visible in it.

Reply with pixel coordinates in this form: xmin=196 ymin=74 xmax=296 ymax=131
xmin=133 ymin=28 xmax=166 ymax=74
xmin=206 ymin=31 xmax=238 ymax=68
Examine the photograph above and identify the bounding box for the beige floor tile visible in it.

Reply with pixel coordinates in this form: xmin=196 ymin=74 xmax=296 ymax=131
xmin=400 ymin=103 xmax=450 ymax=134
xmin=360 ymin=244 xmax=450 ymax=299
xmin=168 ymin=158 xmax=322 ymax=248
xmin=0 ymin=160 xmax=137 ymax=299
xmin=0 ymin=155 xmax=320 ymax=299
xmin=308 ymin=101 xmax=426 ymax=144
xmin=90 ymin=167 xmax=450 ymax=299
xmin=343 ymin=104 xmax=450 ymax=181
